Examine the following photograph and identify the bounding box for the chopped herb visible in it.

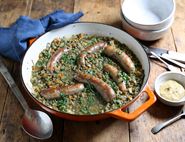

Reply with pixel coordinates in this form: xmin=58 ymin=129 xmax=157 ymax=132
xmin=87 ymin=95 xmax=95 ymax=105
xmin=57 ymin=93 xmax=68 ymax=111
xmin=31 ymin=33 xmax=144 ymax=115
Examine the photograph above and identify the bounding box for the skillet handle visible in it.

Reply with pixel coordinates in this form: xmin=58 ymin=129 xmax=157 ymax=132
xmin=28 ymin=38 xmax=37 ymax=46
xmin=107 ymin=85 xmax=157 ymax=121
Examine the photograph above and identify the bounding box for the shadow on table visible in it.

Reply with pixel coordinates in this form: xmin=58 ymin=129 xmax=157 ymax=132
xmin=128 ymin=91 xmax=182 ymax=120
xmin=147 ymin=100 xmax=182 ymax=119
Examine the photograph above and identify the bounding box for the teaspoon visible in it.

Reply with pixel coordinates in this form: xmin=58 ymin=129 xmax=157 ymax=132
xmin=151 ymin=105 xmax=185 ymax=134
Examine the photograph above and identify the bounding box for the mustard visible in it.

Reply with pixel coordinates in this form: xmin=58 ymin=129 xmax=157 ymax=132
xmin=159 ymin=80 xmax=185 ymax=101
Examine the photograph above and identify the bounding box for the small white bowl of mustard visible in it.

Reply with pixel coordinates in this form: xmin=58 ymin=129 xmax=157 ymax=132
xmin=155 ymin=72 xmax=185 ymax=106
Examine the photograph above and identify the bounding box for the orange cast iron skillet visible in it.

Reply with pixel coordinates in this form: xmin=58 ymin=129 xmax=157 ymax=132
xmin=23 ymin=23 xmax=157 ymax=122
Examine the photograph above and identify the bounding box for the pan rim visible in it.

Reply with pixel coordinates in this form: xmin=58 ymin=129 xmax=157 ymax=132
xmin=21 ymin=22 xmax=150 ymax=117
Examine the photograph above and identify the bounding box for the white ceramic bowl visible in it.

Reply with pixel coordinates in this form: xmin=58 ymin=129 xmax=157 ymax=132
xmin=155 ymin=72 xmax=185 ymax=106
xmin=120 ymin=13 xmax=173 ymax=41
xmin=121 ymin=0 xmax=175 ymax=31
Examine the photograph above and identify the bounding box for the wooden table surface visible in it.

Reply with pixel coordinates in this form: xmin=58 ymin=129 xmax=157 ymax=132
xmin=0 ymin=0 xmax=185 ymax=142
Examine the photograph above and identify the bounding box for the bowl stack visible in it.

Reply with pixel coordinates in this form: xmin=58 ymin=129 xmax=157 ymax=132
xmin=120 ymin=0 xmax=176 ymax=41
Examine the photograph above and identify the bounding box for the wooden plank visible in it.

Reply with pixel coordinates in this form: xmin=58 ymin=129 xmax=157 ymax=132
xmin=0 ymin=0 xmax=30 ymax=26
xmin=0 ymin=69 xmax=29 ymax=142
xmin=129 ymin=0 xmax=185 ymax=141
xmin=0 ymin=58 xmax=14 ymax=122
xmin=29 ymin=0 xmax=74 ymax=18
xmin=0 ymin=0 xmax=31 ymax=120
xmin=63 ymin=1 xmax=129 ymax=142
xmin=0 ymin=0 xmax=32 ymax=141
xmin=63 ymin=119 xmax=129 ymax=142
xmin=171 ymin=0 xmax=185 ymax=53
xmin=74 ymin=0 xmax=122 ymax=28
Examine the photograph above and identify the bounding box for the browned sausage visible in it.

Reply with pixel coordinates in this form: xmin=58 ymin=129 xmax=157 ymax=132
xmin=47 ymin=48 xmax=69 ymax=72
xmin=103 ymin=46 xmax=135 ymax=73
xmin=103 ymin=64 xmax=127 ymax=92
xmin=60 ymin=83 xmax=85 ymax=95
xmin=78 ymin=42 xmax=107 ymax=66
xmin=75 ymin=72 xmax=116 ymax=102
xmin=40 ymin=83 xmax=84 ymax=99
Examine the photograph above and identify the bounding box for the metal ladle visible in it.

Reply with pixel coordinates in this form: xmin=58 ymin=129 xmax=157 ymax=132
xmin=0 ymin=57 xmax=53 ymax=139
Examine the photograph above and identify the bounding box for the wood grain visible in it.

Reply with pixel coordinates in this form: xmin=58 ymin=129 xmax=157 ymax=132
xmin=30 ymin=0 xmax=74 ymax=18
xmin=0 ymin=0 xmax=31 ymax=121
xmin=0 ymin=0 xmax=31 ymax=141
xmin=63 ymin=119 xmax=129 ymax=142
xmin=0 ymin=64 xmax=29 ymax=142
xmin=171 ymin=0 xmax=185 ymax=53
xmin=0 ymin=0 xmax=30 ymax=26
xmin=0 ymin=58 xmax=14 ymax=128
xmin=74 ymin=0 xmax=122 ymax=28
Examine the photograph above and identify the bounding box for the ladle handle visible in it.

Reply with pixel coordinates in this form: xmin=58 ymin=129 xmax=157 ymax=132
xmin=0 ymin=57 xmax=29 ymax=111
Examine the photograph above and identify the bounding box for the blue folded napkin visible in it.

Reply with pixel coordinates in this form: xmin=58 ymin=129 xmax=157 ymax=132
xmin=0 ymin=10 xmax=83 ymax=61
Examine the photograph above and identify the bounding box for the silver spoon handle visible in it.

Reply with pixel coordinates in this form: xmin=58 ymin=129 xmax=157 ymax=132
xmin=150 ymin=51 xmax=169 ymax=66
xmin=151 ymin=113 xmax=184 ymax=134
xmin=0 ymin=58 xmax=29 ymax=111
xmin=161 ymin=54 xmax=185 ymax=69
xmin=150 ymin=51 xmax=178 ymax=71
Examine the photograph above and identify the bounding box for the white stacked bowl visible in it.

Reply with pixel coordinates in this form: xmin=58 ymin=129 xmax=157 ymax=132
xmin=120 ymin=0 xmax=175 ymax=41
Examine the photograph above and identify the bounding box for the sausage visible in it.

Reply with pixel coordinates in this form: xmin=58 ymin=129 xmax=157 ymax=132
xmin=47 ymin=48 xmax=69 ymax=72
xmin=103 ymin=64 xmax=127 ymax=92
xmin=40 ymin=83 xmax=84 ymax=99
xmin=75 ymin=72 xmax=116 ymax=102
xmin=60 ymin=83 xmax=85 ymax=95
xmin=103 ymin=46 xmax=135 ymax=73
xmin=78 ymin=42 xmax=107 ymax=66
